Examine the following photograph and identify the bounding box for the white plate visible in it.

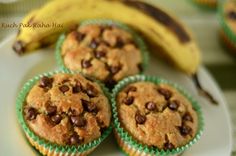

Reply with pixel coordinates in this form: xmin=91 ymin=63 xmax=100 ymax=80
xmin=0 ymin=34 xmax=232 ymax=156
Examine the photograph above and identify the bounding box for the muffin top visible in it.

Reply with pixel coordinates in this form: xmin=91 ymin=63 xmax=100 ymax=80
xmin=61 ymin=24 xmax=142 ymax=87
xmin=116 ymin=82 xmax=198 ymax=150
xmin=23 ymin=73 xmax=111 ymax=146
xmin=224 ymin=0 xmax=236 ymax=34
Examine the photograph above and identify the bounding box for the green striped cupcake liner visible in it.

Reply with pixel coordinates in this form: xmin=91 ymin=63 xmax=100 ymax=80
xmin=218 ymin=0 xmax=236 ymax=46
xmin=16 ymin=69 xmax=112 ymax=156
xmin=111 ymin=75 xmax=204 ymax=156
xmin=55 ymin=19 xmax=149 ymax=79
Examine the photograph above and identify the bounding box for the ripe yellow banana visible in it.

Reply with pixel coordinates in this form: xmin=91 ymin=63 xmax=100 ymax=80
xmin=13 ymin=0 xmax=201 ymax=75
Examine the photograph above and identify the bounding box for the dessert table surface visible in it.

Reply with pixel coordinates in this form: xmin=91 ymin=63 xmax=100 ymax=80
xmin=0 ymin=0 xmax=235 ymax=155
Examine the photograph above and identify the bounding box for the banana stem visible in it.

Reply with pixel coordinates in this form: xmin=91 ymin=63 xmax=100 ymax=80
xmin=192 ymin=73 xmax=218 ymax=105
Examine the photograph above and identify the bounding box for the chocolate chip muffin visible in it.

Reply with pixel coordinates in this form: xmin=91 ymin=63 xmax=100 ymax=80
xmin=112 ymin=75 xmax=203 ymax=155
xmin=17 ymin=71 xmax=112 ymax=156
xmin=56 ymin=20 xmax=148 ymax=88
xmin=219 ymin=0 xmax=236 ymax=53
xmin=192 ymin=0 xmax=217 ymax=9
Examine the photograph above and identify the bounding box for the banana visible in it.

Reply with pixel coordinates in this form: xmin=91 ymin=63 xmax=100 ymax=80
xmin=13 ymin=0 xmax=201 ymax=75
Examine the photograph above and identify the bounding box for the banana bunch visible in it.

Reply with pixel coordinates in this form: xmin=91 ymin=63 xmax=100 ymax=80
xmin=13 ymin=0 xmax=201 ymax=75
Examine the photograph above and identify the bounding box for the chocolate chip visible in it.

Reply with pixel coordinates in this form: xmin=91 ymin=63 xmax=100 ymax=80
xmin=95 ymin=51 xmax=106 ymax=59
xmin=109 ymin=65 xmax=121 ymax=75
xmin=59 ymin=85 xmax=69 ymax=93
xmin=137 ymin=63 xmax=143 ymax=72
xmin=72 ymin=84 xmax=81 ymax=93
xmin=81 ymin=99 xmax=97 ymax=113
xmin=68 ymin=108 xmax=77 ymax=116
xmin=70 ymin=116 xmax=86 ymax=127
xmin=145 ymin=102 xmax=156 ymax=111
xmin=123 ymin=96 xmax=134 ymax=105
xmin=183 ymin=113 xmax=193 ymax=122
xmin=100 ymin=26 xmax=106 ymax=35
xmin=51 ymin=114 xmax=62 ymax=124
xmin=81 ymin=99 xmax=90 ymax=107
xmin=228 ymin=11 xmax=236 ymax=20
xmin=105 ymin=77 xmax=116 ymax=89
xmin=70 ymin=136 xmax=78 ymax=145
xmin=164 ymin=142 xmax=174 ymax=150
xmin=135 ymin=112 xmax=146 ymax=124
xmin=89 ymin=39 xmax=98 ymax=49
xmin=125 ymin=86 xmax=137 ymax=93
xmin=39 ymin=76 xmax=53 ymax=89
xmin=46 ymin=105 xmax=57 ymax=115
xmin=116 ymin=38 xmax=124 ymax=48
xmin=69 ymin=133 xmax=82 ymax=145
xmin=100 ymin=127 xmax=107 ymax=134
xmin=12 ymin=40 xmax=25 ymax=55
xmin=168 ymin=100 xmax=179 ymax=111
xmin=25 ymin=107 xmax=38 ymax=120
xmin=179 ymin=125 xmax=192 ymax=136
xmin=157 ymin=88 xmax=172 ymax=100
xmin=87 ymin=103 xmax=97 ymax=113
xmin=86 ymin=84 xmax=98 ymax=98
xmin=81 ymin=59 xmax=92 ymax=68
xmin=74 ymin=31 xmax=85 ymax=42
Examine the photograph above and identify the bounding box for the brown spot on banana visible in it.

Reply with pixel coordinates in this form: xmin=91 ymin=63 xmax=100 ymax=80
xmin=122 ymin=0 xmax=191 ymax=43
xmin=28 ymin=16 xmax=35 ymax=25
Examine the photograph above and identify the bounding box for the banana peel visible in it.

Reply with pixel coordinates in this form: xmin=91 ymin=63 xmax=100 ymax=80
xmin=13 ymin=0 xmax=201 ymax=75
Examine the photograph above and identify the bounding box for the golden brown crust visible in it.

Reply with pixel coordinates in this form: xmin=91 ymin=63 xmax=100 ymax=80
xmin=61 ymin=25 xmax=142 ymax=86
xmin=116 ymin=82 xmax=198 ymax=149
xmin=24 ymin=73 xmax=111 ymax=146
